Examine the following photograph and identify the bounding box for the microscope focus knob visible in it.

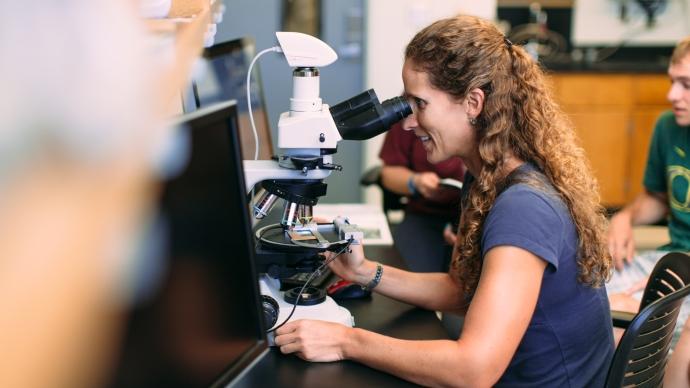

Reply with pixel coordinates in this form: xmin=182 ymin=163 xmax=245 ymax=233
xmin=261 ymin=295 xmax=280 ymax=329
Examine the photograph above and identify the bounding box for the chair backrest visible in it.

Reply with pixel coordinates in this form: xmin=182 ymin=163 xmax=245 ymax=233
xmin=606 ymin=252 xmax=690 ymax=388
xmin=359 ymin=165 xmax=407 ymax=214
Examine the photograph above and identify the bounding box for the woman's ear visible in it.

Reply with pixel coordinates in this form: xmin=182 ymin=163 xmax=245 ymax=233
xmin=465 ymin=88 xmax=485 ymax=119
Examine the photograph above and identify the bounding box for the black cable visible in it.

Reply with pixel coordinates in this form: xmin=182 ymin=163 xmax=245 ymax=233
xmin=266 ymin=240 xmax=352 ymax=334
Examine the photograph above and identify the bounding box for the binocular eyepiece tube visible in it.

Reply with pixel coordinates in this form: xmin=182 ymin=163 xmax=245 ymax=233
xmin=330 ymin=89 xmax=412 ymax=141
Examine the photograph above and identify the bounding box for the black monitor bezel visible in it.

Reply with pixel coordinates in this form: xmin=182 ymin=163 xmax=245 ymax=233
xmin=169 ymin=100 xmax=269 ymax=387
xmin=201 ymin=37 xmax=274 ymax=158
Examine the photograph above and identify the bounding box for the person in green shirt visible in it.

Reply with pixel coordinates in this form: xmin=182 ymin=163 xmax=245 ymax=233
xmin=607 ymin=36 xmax=690 ymax=333
xmin=609 ymin=37 xmax=690 ymax=268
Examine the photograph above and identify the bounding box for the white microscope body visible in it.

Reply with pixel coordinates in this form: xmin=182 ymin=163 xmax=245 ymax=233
xmin=244 ymin=32 xmax=411 ymax=339
xmin=246 ymin=32 xmax=350 ymax=338
xmin=244 ymin=31 xmax=341 ymax=190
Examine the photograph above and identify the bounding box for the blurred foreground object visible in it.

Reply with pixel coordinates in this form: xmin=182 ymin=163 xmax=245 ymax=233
xmin=143 ymin=0 xmax=218 ymax=114
xmin=0 ymin=1 xmax=208 ymax=387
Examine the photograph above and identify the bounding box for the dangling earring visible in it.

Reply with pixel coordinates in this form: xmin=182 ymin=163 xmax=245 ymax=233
xmin=469 ymin=117 xmax=477 ymax=125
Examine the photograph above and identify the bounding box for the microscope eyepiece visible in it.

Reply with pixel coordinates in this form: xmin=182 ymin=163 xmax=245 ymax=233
xmin=381 ymin=96 xmax=413 ymax=128
xmin=330 ymin=89 xmax=412 ymax=141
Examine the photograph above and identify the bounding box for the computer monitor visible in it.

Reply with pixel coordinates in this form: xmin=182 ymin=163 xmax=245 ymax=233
xmin=183 ymin=37 xmax=274 ymax=161
xmin=109 ymin=100 xmax=267 ymax=388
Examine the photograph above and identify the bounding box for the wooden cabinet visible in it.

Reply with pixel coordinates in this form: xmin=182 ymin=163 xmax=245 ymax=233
xmin=548 ymin=73 xmax=669 ymax=208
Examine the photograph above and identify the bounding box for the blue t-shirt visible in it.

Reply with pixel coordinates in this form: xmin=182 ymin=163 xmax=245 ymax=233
xmin=474 ymin=165 xmax=614 ymax=386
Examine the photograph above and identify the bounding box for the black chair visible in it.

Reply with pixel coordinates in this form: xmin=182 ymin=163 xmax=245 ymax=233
xmin=360 ymin=165 xmax=407 ymax=218
xmin=606 ymin=252 xmax=690 ymax=387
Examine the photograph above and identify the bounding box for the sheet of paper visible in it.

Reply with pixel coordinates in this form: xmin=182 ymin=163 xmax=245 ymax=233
xmin=439 ymin=178 xmax=463 ymax=190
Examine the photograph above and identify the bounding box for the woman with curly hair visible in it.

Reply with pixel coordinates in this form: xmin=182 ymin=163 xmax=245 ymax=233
xmin=274 ymin=14 xmax=614 ymax=386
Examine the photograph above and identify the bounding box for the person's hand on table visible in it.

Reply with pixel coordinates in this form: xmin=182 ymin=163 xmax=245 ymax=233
xmin=274 ymin=319 xmax=352 ymax=362
xmin=609 ymin=293 xmax=641 ymax=313
xmin=609 ymin=277 xmax=648 ymax=313
xmin=623 ymin=276 xmax=648 ymax=295
xmin=608 ymin=211 xmax=636 ymax=271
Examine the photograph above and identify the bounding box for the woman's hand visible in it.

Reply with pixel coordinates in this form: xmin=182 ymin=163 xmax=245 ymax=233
xmin=324 ymin=243 xmax=375 ymax=286
xmin=274 ymin=320 xmax=352 ymax=362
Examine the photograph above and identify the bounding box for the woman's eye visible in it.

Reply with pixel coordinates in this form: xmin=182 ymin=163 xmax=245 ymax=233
xmin=404 ymin=95 xmax=426 ymax=113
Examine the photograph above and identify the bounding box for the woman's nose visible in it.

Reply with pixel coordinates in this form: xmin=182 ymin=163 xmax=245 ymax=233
xmin=401 ymin=113 xmax=417 ymax=131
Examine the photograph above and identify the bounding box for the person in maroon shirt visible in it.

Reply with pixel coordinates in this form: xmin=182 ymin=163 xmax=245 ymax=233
xmin=378 ymin=121 xmax=466 ymax=272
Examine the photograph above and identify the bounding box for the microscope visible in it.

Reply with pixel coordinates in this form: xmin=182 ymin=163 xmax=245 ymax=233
xmin=243 ymin=32 xmax=411 ymax=337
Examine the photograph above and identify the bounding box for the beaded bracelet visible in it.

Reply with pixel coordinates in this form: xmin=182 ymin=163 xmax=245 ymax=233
xmin=363 ymin=262 xmax=383 ymax=291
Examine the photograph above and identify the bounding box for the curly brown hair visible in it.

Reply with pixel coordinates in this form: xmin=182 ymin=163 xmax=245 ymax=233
xmin=405 ymin=15 xmax=612 ymax=297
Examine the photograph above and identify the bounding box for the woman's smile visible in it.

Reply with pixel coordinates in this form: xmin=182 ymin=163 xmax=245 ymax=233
xmin=416 ymin=133 xmax=433 ymax=153
xmin=414 ymin=130 xmax=431 ymax=144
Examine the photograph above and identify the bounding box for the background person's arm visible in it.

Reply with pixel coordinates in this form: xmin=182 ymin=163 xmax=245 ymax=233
xmin=380 ymin=165 xmax=440 ymax=198
xmin=608 ymin=190 xmax=668 ymax=269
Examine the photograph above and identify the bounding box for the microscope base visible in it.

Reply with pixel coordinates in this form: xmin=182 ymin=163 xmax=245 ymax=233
xmin=259 ymin=275 xmax=354 ymax=346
